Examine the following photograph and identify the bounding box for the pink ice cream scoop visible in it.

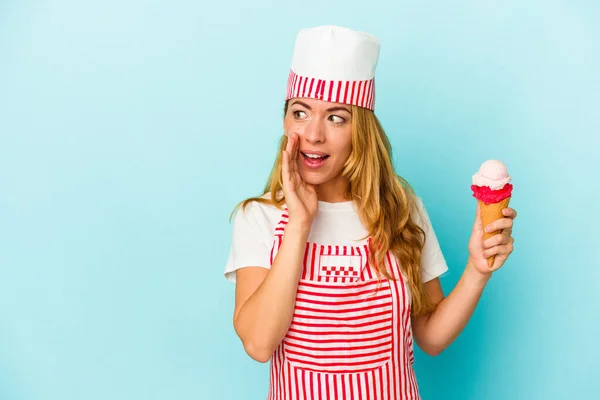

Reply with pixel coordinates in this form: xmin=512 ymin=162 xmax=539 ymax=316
xmin=471 ymin=160 xmax=513 ymax=205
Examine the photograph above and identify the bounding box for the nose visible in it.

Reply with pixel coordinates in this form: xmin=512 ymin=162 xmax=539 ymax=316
xmin=303 ymin=118 xmax=326 ymax=145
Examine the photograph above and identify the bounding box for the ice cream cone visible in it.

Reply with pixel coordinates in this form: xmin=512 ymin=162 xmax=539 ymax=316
xmin=471 ymin=160 xmax=513 ymax=268
xmin=479 ymin=196 xmax=511 ymax=267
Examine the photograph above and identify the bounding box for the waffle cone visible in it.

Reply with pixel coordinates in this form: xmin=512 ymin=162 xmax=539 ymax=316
xmin=479 ymin=197 xmax=511 ymax=268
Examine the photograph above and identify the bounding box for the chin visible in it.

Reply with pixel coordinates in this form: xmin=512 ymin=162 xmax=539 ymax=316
xmin=300 ymin=171 xmax=330 ymax=186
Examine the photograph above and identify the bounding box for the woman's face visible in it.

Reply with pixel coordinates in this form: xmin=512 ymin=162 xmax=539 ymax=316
xmin=283 ymin=98 xmax=353 ymax=189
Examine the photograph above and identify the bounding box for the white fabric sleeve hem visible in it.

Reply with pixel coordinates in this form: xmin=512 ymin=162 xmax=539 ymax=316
xmin=224 ymin=265 xmax=270 ymax=283
xmin=414 ymin=196 xmax=450 ymax=283
xmin=421 ymin=264 xmax=449 ymax=283
xmin=223 ymin=202 xmax=272 ymax=284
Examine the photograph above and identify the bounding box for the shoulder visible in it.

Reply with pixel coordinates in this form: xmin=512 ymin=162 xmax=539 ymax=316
xmin=410 ymin=194 xmax=427 ymax=225
xmin=410 ymin=195 xmax=441 ymax=235
xmin=232 ymin=192 xmax=286 ymax=241
xmin=246 ymin=192 xmax=286 ymax=219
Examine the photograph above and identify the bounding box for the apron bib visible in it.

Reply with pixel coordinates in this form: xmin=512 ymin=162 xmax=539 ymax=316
xmin=267 ymin=208 xmax=421 ymax=400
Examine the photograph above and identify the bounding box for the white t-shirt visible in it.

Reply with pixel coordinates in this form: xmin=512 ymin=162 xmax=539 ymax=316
xmin=224 ymin=193 xmax=449 ymax=283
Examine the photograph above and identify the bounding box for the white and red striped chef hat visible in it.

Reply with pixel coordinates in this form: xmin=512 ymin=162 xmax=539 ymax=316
xmin=286 ymin=25 xmax=381 ymax=111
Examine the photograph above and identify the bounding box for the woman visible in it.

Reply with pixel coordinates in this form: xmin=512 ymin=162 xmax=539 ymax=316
xmin=224 ymin=25 xmax=517 ymax=399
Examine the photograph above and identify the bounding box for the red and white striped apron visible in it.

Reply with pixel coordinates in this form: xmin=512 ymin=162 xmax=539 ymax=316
xmin=267 ymin=208 xmax=421 ymax=400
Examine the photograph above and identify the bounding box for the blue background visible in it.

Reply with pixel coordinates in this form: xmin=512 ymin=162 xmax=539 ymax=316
xmin=1 ymin=1 xmax=598 ymax=399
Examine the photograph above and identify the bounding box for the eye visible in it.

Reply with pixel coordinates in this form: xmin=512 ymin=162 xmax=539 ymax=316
xmin=293 ymin=110 xmax=308 ymax=120
xmin=329 ymin=115 xmax=345 ymax=125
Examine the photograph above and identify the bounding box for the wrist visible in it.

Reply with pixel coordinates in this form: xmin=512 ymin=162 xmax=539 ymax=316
xmin=284 ymin=220 xmax=312 ymax=237
xmin=465 ymin=257 xmax=492 ymax=286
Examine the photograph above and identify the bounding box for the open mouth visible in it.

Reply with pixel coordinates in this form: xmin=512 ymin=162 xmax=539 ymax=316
xmin=301 ymin=151 xmax=330 ymax=169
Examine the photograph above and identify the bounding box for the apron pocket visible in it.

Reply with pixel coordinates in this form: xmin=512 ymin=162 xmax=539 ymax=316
xmin=283 ymin=279 xmax=393 ymax=373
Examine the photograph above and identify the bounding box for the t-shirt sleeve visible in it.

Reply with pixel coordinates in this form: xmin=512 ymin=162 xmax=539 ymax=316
xmin=413 ymin=197 xmax=449 ymax=283
xmin=224 ymin=202 xmax=273 ymax=283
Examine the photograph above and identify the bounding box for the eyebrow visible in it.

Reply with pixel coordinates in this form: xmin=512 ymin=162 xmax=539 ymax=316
xmin=291 ymin=100 xmax=352 ymax=114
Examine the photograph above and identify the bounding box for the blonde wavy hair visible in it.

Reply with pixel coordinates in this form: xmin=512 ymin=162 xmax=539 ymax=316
xmin=231 ymin=100 xmax=436 ymax=316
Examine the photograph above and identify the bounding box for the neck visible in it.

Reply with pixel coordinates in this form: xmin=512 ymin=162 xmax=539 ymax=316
xmin=315 ymin=177 xmax=351 ymax=203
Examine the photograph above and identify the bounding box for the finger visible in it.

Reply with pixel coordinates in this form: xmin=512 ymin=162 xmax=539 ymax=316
xmin=288 ymin=133 xmax=295 ymax=163
xmin=293 ymin=133 xmax=299 ymax=166
xmin=288 ymin=133 xmax=294 ymax=151
xmin=491 ymin=240 xmax=514 ymax=269
xmin=472 ymin=202 xmax=483 ymax=235
xmin=491 ymin=252 xmax=508 ymax=271
xmin=285 ymin=134 xmax=294 ymax=177
xmin=502 ymin=207 xmax=517 ymax=219
xmin=483 ymin=233 xmax=505 ymax=249
xmin=285 ymin=135 xmax=295 ymax=180
xmin=482 ymin=244 xmax=499 ymax=259
xmin=295 ymin=137 xmax=303 ymax=179
xmin=501 ymin=234 xmax=514 ymax=244
xmin=291 ymin=134 xmax=299 ymax=176
xmin=485 ymin=217 xmax=514 ymax=234
xmin=485 ymin=233 xmax=513 ymax=248
xmin=482 ymin=243 xmax=513 ymax=259
xmin=282 ymin=150 xmax=290 ymax=185
xmin=287 ymin=132 xmax=293 ymax=153
xmin=294 ymin=134 xmax=301 ymax=167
